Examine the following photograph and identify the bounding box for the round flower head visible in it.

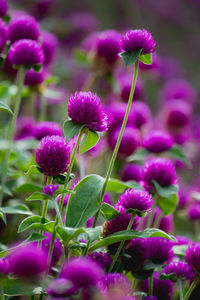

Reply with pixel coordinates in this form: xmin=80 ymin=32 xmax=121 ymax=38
xmin=163 ymin=260 xmax=195 ymax=281
xmin=185 ymin=242 xmax=200 ymax=271
xmin=187 ymin=203 xmax=200 ymax=220
xmin=47 ymin=278 xmax=77 ymax=298
xmin=118 ymin=189 xmax=153 ymax=213
xmin=43 ymin=184 xmax=59 ymax=196
xmin=14 ymin=116 xmax=35 ymax=140
xmin=60 ymin=257 xmax=103 ymax=289
xmin=8 ymin=244 xmax=47 ymax=278
xmin=142 ymin=130 xmax=174 ymax=153
xmin=165 ymin=100 xmax=192 ymax=128
xmin=36 ymin=135 xmax=70 ymax=176
xmin=98 ymin=273 xmax=131 ymax=297
xmin=142 ymin=158 xmax=176 ymax=191
xmin=148 ymin=237 xmax=174 ymax=264
xmin=8 ymin=39 xmax=44 ymax=67
xmin=34 ymin=121 xmax=62 ymax=140
xmin=108 ymin=126 xmax=140 ymax=157
xmin=24 ymin=68 xmax=46 ymax=86
xmin=88 ymin=252 xmax=112 ymax=270
xmin=8 ymin=15 xmax=40 ymax=43
xmin=120 ymin=76 xmax=144 ymax=102
xmin=0 ymin=0 xmax=8 ymax=17
xmin=120 ymin=29 xmax=156 ymax=55
xmin=132 ymin=101 xmax=151 ymax=128
xmin=40 ymin=232 xmax=62 ymax=266
xmin=0 ymin=19 xmax=8 ymax=51
xmin=121 ymin=163 xmax=142 ymax=182
xmin=68 ymin=91 xmax=108 ymax=132
xmin=41 ymin=31 xmax=58 ymax=65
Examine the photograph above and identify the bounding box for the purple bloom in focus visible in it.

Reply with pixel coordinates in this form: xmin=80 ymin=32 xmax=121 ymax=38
xmin=24 ymin=68 xmax=46 ymax=86
xmin=121 ymin=163 xmax=142 ymax=182
xmin=142 ymin=130 xmax=174 ymax=153
xmin=68 ymin=91 xmax=108 ymax=132
xmin=163 ymin=260 xmax=195 ymax=280
xmin=41 ymin=31 xmax=59 ymax=65
xmin=185 ymin=242 xmax=200 ymax=272
xmin=34 ymin=121 xmax=62 ymax=140
xmin=14 ymin=116 xmax=35 ymax=140
xmin=132 ymin=101 xmax=151 ymax=128
xmin=166 ymin=100 xmax=192 ymax=128
xmin=148 ymin=237 xmax=174 ymax=265
xmin=36 ymin=135 xmax=70 ymax=176
xmin=120 ymin=29 xmax=156 ymax=55
xmin=47 ymin=278 xmax=77 ymax=298
xmin=88 ymin=252 xmax=112 ymax=270
xmin=8 ymin=39 xmax=44 ymax=67
xmin=98 ymin=273 xmax=131 ymax=297
xmin=118 ymin=189 xmax=153 ymax=213
xmin=0 ymin=0 xmax=8 ymax=17
xmin=8 ymin=15 xmax=40 ymax=43
xmin=43 ymin=184 xmax=59 ymax=196
xmin=41 ymin=232 xmax=62 ymax=267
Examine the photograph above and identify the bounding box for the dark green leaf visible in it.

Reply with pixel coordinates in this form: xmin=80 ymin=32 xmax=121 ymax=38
xmin=63 ymin=120 xmax=84 ymax=141
xmin=160 ymin=273 xmax=176 ymax=281
xmin=127 ymin=148 xmax=150 ymax=162
xmin=33 ymin=64 xmax=42 ymax=72
xmin=2 ymin=278 xmax=43 ymax=296
xmin=66 ymin=174 xmax=105 ymax=228
xmin=1 ymin=204 xmax=32 ymax=215
xmin=100 ymin=203 xmax=120 ymax=220
xmin=79 ymin=129 xmax=99 ymax=154
xmin=0 ymin=212 xmax=6 ymax=224
xmin=0 ymin=101 xmax=13 ymax=115
xmin=0 ymin=184 xmax=13 ymax=196
xmin=167 ymin=145 xmax=191 ymax=166
xmin=26 ymin=192 xmax=49 ymax=201
xmin=106 ymin=178 xmax=142 ymax=193
xmin=120 ymin=49 xmax=143 ymax=66
xmin=143 ymin=261 xmax=163 ymax=271
xmin=153 ymin=181 xmax=178 ymax=198
xmin=25 ymin=165 xmax=42 ymax=175
xmin=26 ymin=232 xmax=47 ymax=242
xmin=125 ymin=208 xmax=145 ymax=217
xmin=56 ymin=225 xmax=101 ymax=243
xmin=158 ymin=193 xmax=178 ymax=216
xmin=16 ymin=182 xmax=43 ymax=193
xmin=140 ymin=53 xmax=152 ymax=65
xmin=53 ymin=173 xmax=74 ymax=184
xmin=18 ymin=215 xmax=48 ymax=233
xmin=74 ymin=48 xmax=89 ymax=66
xmin=2 ymin=15 xmax=10 ymax=24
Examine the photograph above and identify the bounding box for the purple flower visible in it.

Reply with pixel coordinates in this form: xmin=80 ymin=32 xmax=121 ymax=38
xmin=34 ymin=121 xmax=62 ymax=140
xmin=142 ymin=130 xmax=174 ymax=153
xmin=0 ymin=0 xmax=8 ymax=17
xmin=185 ymin=242 xmax=200 ymax=272
xmin=147 ymin=237 xmax=174 ymax=265
xmin=120 ymin=29 xmax=156 ymax=55
xmin=119 ymin=76 xmax=144 ymax=101
xmin=40 ymin=232 xmax=62 ymax=266
xmin=47 ymin=278 xmax=77 ymax=298
xmin=165 ymin=100 xmax=192 ymax=128
xmin=145 ymin=297 xmax=158 ymax=300
xmin=174 ymin=235 xmax=192 ymax=246
xmin=98 ymin=273 xmax=131 ymax=297
xmin=8 ymin=244 xmax=47 ymax=278
xmin=68 ymin=91 xmax=108 ymax=132
xmin=14 ymin=116 xmax=35 ymax=140
xmin=118 ymin=189 xmax=153 ymax=213
xmin=36 ymin=135 xmax=70 ymax=176
xmin=121 ymin=164 xmax=142 ymax=182
xmin=8 ymin=39 xmax=44 ymax=67
xmin=163 ymin=260 xmax=195 ymax=281
xmin=0 ymin=19 xmax=8 ymax=52
xmin=60 ymin=257 xmax=103 ymax=289
xmin=43 ymin=184 xmax=59 ymax=196
xmin=8 ymin=15 xmax=40 ymax=43
xmin=132 ymin=101 xmax=151 ymax=128
xmin=41 ymin=31 xmax=59 ymax=65
xmin=142 ymin=158 xmax=176 ymax=191
xmin=24 ymin=68 xmax=46 ymax=86
xmin=88 ymin=252 xmax=112 ymax=270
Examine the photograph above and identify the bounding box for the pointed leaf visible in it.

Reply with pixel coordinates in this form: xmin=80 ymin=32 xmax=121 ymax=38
xmin=167 ymin=145 xmax=191 ymax=166
xmin=0 ymin=101 xmax=13 ymax=115
xmin=153 ymin=181 xmax=178 ymax=198
xmin=158 ymin=193 xmax=178 ymax=216
xmin=18 ymin=215 xmax=48 ymax=233
xmin=26 ymin=192 xmax=49 ymax=201
xmin=74 ymin=48 xmax=90 ymax=66
xmin=25 ymin=165 xmax=42 ymax=175
xmin=100 ymin=203 xmax=120 ymax=220
xmin=1 ymin=204 xmax=32 ymax=215
xmin=140 ymin=53 xmax=152 ymax=65
xmin=63 ymin=120 xmax=84 ymax=141
xmin=26 ymin=233 xmax=47 ymax=242
xmin=107 ymin=178 xmax=142 ymax=193
xmin=16 ymin=182 xmax=43 ymax=193
xmin=127 ymin=148 xmax=150 ymax=162
xmin=56 ymin=225 xmax=101 ymax=243
xmin=0 ymin=211 xmax=6 ymax=224
xmin=120 ymin=49 xmax=143 ymax=66
xmin=79 ymin=130 xmax=99 ymax=154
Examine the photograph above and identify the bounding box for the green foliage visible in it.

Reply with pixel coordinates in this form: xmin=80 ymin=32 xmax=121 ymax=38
xmin=63 ymin=120 xmax=84 ymax=141
xmin=167 ymin=145 xmax=191 ymax=166
xmin=79 ymin=129 xmax=99 ymax=154
xmin=106 ymin=178 xmax=142 ymax=193
xmin=0 ymin=101 xmax=13 ymax=115
xmin=100 ymin=202 xmax=120 ymax=220
xmin=120 ymin=49 xmax=143 ymax=66
xmin=140 ymin=53 xmax=152 ymax=65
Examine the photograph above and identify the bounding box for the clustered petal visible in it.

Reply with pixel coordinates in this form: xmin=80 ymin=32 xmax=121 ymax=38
xmin=163 ymin=260 xmax=195 ymax=280
xmin=142 ymin=130 xmax=174 ymax=153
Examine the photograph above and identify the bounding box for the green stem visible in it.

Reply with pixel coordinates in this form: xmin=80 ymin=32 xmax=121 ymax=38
xmin=149 ymin=273 xmax=154 ymax=295
xmin=92 ymin=59 xmax=139 ymax=228
xmin=178 ymin=279 xmax=184 ymax=300
xmin=0 ymin=67 xmax=25 ymax=206
xmin=147 ymin=204 xmax=156 ymax=228
xmin=108 ymin=213 xmax=135 ymax=273
xmin=184 ymin=276 xmax=200 ymax=300
xmin=40 ymin=176 xmax=52 ymax=238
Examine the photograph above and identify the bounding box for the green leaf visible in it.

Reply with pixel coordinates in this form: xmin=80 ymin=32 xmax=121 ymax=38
xmin=0 ymin=101 xmax=13 ymax=115
xmin=66 ymin=174 xmax=105 ymax=228
xmin=33 ymin=64 xmax=42 ymax=72
xmin=79 ymin=129 xmax=99 ymax=154
xmin=74 ymin=48 xmax=89 ymax=66
xmin=140 ymin=53 xmax=152 ymax=65
xmin=106 ymin=178 xmax=142 ymax=193
xmin=89 ymin=228 xmax=176 ymax=252
xmin=0 ymin=184 xmax=13 ymax=196
xmin=120 ymin=49 xmax=143 ymax=66
xmin=173 ymin=245 xmax=187 ymax=257
xmin=63 ymin=120 xmax=84 ymax=141
xmin=167 ymin=145 xmax=191 ymax=166
xmin=127 ymin=148 xmax=150 ymax=162
xmin=2 ymin=278 xmax=42 ymax=296
xmin=100 ymin=203 xmax=120 ymax=220
xmin=26 ymin=232 xmax=47 ymax=242
xmin=153 ymin=181 xmax=178 ymax=198
xmin=143 ymin=261 xmax=163 ymax=271
xmin=18 ymin=215 xmax=48 ymax=233
xmin=160 ymin=273 xmax=176 ymax=281
xmin=0 ymin=212 xmax=6 ymax=224
xmin=16 ymin=182 xmax=43 ymax=193
xmin=26 ymin=192 xmax=49 ymax=201
xmin=53 ymin=173 xmax=74 ymax=184
xmin=1 ymin=204 xmax=32 ymax=215
xmin=25 ymin=165 xmax=42 ymax=175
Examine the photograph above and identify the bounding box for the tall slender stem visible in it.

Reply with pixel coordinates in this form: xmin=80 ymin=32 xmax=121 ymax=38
xmin=149 ymin=273 xmax=154 ymax=295
xmin=92 ymin=59 xmax=139 ymax=228
xmin=0 ymin=67 xmax=25 ymax=206
xmin=178 ymin=279 xmax=184 ymax=300
xmin=40 ymin=176 xmax=52 ymax=238
xmin=184 ymin=276 xmax=200 ymax=300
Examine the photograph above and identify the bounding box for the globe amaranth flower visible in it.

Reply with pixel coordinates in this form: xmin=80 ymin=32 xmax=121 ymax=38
xmin=34 ymin=121 xmax=62 ymax=140
xmin=142 ymin=158 xmax=176 ymax=192
xmin=8 ymin=15 xmax=40 ymax=43
xmin=88 ymin=252 xmax=112 ymax=270
xmin=121 ymin=163 xmax=142 ymax=182
xmin=132 ymin=101 xmax=151 ymax=128
xmin=24 ymin=68 xmax=46 ymax=86
xmin=40 ymin=232 xmax=62 ymax=267
xmin=147 ymin=237 xmax=174 ymax=265
xmin=165 ymin=100 xmax=192 ymax=128
xmin=118 ymin=189 xmax=153 ymax=214
xmin=8 ymin=244 xmax=47 ymax=278
xmin=163 ymin=260 xmax=195 ymax=281
xmin=185 ymin=242 xmax=200 ymax=272
xmin=43 ymin=184 xmax=59 ymax=196
xmin=119 ymin=76 xmax=144 ymax=102
xmin=108 ymin=126 xmax=140 ymax=157
xmin=47 ymin=278 xmax=77 ymax=298
xmin=187 ymin=203 xmax=200 ymax=221
xmin=142 ymin=130 xmax=174 ymax=153
xmin=60 ymin=257 xmax=103 ymax=289
xmin=68 ymin=91 xmax=108 ymax=132
xmin=36 ymin=135 xmax=70 ymax=176
xmin=8 ymin=39 xmax=44 ymax=67
xmin=0 ymin=19 xmax=8 ymax=53
xmin=14 ymin=116 xmax=35 ymax=140
xmin=120 ymin=29 xmax=156 ymax=55
xmin=0 ymin=0 xmax=8 ymax=17
xmin=41 ymin=31 xmax=59 ymax=65
xmin=98 ymin=273 xmax=131 ymax=297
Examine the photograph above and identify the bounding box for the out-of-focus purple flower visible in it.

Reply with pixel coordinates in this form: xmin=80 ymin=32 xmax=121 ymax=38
xmin=41 ymin=31 xmax=59 ymax=65
xmin=14 ymin=116 xmax=35 ymax=140
xmin=36 ymin=135 xmax=70 ymax=176
xmin=33 ymin=0 xmax=53 ymax=18
xmin=88 ymin=252 xmax=112 ymax=270
xmin=142 ymin=158 xmax=176 ymax=192
xmin=68 ymin=91 xmax=108 ymax=132
xmin=187 ymin=203 xmax=200 ymax=221
xmin=46 ymin=278 xmax=77 ymax=298
xmin=108 ymin=126 xmax=140 ymax=157
xmin=142 ymin=130 xmax=174 ymax=153
xmin=174 ymin=235 xmax=192 ymax=246
xmin=24 ymin=68 xmax=46 ymax=86
xmin=142 ymin=273 xmax=174 ymax=300
xmin=163 ymin=260 xmax=195 ymax=280
xmin=165 ymin=100 xmax=192 ymax=128
xmin=81 ymin=31 xmax=99 ymax=52
xmin=121 ymin=164 xmax=142 ymax=182
xmin=8 ymin=15 xmax=40 ymax=44
xmin=98 ymin=273 xmax=131 ymax=297
xmin=132 ymin=101 xmax=151 ymax=128
xmin=118 ymin=189 xmax=153 ymax=213
xmin=119 ymin=76 xmax=144 ymax=101
xmin=185 ymin=243 xmax=200 ymax=272
xmin=43 ymin=184 xmax=59 ymax=196
xmin=56 ymin=194 xmax=69 ymax=207
xmin=0 ymin=19 xmax=8 ymax=52
xmin=40 ymin=232 xmax=62 ymax=267
xmin=34 ymin=121 xmax=62 ymax=140
xmin=120 ymin=29 xmax=156 ymax=55
xmin=60 ymin=257 xmax=103 ymax=289
xmin=8 ymin=244 xmax=47 ymax=278
xmin=147 ymin=237 xmax=174 ymax=264
xmin=8 ymin=39 xmax=44 ymax=67
xmin=0 ymin=0 xmax=8 ymax=17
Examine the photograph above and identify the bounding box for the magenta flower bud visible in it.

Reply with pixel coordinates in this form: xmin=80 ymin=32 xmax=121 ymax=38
xmin=41 ymin=31 xmax=59 ymax=65
xmin=120 ymin=29 xmax=156 ymax=55
xmin=88 ymin=252 xmax=112 ymax=270
xmin=14 ymin=116 xmax=35 ymax=140
xmin=34 ymin=121 xmax=62 ymax=140
xmin=8 ymin=39 xmax=44 ymax=67
xmin=185 ymin=243 xmax=200 ymax=272
xmin=166 ymin=100 xmax=192 ymax=128
xmin=43 ymin=184 xmax=59 ymax=196
xmin=142 ymin=130 xmax=174 ymax=153
xmin=142 ymin=158 xmax=176 ymax=191
xmin=120 ymin=76 xmax=144 ymax=101
xmin=36 ymin=135 xmax=70 ymax=176
xmin=148 ymin=237 xmax=174 ymax=264
xmin=47 ymin=278 xmax=77 ymax=298
xmin=24 ymin=68 xmax=46 ymax=86
xmin=118 ymin=189 xmax=153 ymax=214
xmin=0 ymin=0 xmax=8 ymax=17
xmin=98 ymin=273 xmax=131 ymax=297
xmin=68 ymin=91 xmax=108 ymax=132
xmin=121 ymin=164 xmax=142 ymax=182
xmin=8 ymin=15 xmax=40 ymax=44
xmin=8 ymin=244 xmax=47 ymax=279
xmin=132 ymin=101 xmax=151 ymax=128
xmin=187 ymin=203 xmax=200 ymax=220
xmin=108 ymin=126 xmax=140 ymax=157
xmin=163 ymin=260 xmax=195 ymax=281
xmin=60 ymin=257 xmax=103 ymax=289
